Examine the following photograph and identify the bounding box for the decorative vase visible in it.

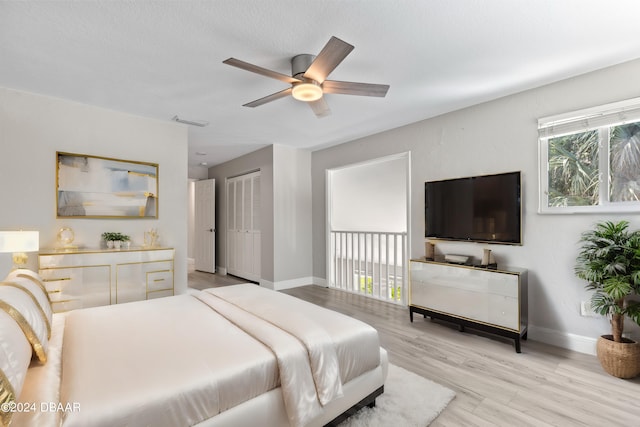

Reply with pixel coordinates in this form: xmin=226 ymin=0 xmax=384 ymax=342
xmin=482 ymin=249 xmax=492 ymax=265
xmin=596 ymin=335 xmax=640 ymax=379
xmin=107 ymin=241 xmax=114 ymax=249
xmin=114 ymin=241 xmax=122 ymax=249
xmin=425 ymin=241 xmax=435 ymax=260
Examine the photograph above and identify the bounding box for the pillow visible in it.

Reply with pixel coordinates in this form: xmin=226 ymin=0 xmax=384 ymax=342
xmin=0 ymin=309 xmax=32 ymax=427
xmin=0 ymin=286 xmax=48 ymax=363
xmin=5 ymin=270 xmax=52 ymax=338
xmin=7 ymin=269 xmax=51 ymax=305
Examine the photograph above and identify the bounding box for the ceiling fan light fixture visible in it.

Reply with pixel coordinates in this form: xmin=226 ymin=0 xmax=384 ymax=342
xmin=292 ymin=81 xmax=323 ymax=102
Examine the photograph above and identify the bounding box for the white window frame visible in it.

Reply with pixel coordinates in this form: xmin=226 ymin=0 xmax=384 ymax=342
xmin=538 ymin=97 xmax=640 ymax=214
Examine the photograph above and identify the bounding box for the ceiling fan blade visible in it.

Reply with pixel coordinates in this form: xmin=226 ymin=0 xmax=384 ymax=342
xmin=308 ymin=97 xmax=331 ymax=118
xmin=243 ymin=88 xmax=293 ymax=108
xmin=303 ymin=36 xmax=354 ymax=84
xmin=322 ymin=80 xmax=389 ymax=97
xmin=223 ymin=58 xmax=301 ymax=84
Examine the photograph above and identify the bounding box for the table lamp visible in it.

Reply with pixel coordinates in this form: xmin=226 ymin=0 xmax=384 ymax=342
xmin=0 ymin=230 xmax=39 ymax=269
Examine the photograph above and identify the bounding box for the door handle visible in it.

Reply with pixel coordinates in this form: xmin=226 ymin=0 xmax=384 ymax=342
xmin=208 ymin=228 xmax=215 ymax=232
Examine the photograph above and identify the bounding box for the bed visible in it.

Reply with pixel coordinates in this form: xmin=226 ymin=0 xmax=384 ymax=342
xmin=0 ymin=270 xmax=387 ymax=427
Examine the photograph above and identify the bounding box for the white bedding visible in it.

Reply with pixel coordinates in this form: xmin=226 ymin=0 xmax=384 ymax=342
xmin=14 ymin=285 xmax=386 ymax=427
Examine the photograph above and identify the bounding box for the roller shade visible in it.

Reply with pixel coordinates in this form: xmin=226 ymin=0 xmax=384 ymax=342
xmin=538 ymin=96 xmax=640 ymax=139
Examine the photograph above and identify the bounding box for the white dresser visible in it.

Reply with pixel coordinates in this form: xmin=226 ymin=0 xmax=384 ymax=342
xmin=39 ymin=247 xmax=175 ymax=312
xmin=409 ymin=258 xmax=528 ymax=352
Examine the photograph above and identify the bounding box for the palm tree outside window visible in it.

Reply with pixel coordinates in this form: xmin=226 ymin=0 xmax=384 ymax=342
xmin=539 ymin=98 xmax=640 ymax=213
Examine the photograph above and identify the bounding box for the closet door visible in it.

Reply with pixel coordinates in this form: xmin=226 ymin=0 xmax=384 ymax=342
xmin=249 ymin=173 xmax=261 ymax=277
xmin=226 ymin=179 xmax=237 ymax=274
xmin=226 ymin=171 xmax=261 ymax=281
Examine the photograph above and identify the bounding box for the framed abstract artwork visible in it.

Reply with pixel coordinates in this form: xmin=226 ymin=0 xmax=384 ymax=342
xmin=56 ymin=152 xmax=159 ymax=218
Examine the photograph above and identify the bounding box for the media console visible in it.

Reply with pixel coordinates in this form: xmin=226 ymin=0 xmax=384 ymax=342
xmin=409 ymin=258 xmax=528 ymax=353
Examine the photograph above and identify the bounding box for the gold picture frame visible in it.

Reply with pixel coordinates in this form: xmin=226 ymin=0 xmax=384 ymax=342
xmin=56 ymin=152 xmax=159 ymax=219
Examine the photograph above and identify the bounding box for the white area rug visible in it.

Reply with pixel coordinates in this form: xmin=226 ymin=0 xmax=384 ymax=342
xmin=340 ymin=364 xmax=456 ymax=427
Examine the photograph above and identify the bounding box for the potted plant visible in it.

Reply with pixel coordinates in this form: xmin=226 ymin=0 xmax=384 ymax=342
xmin=121 ymin=234 xmax=131 ymax=249
xmin=102 ymin=232 xmax=130 ymax=249
xmin=102 ymin=232 xmax=118 ymax=248
xmin=575 ymin=220 xmax=640 ymax=378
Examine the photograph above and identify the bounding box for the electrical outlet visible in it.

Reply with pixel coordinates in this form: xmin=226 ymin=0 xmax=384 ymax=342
xmin=580 ymin=301 xmax=599 ymax=317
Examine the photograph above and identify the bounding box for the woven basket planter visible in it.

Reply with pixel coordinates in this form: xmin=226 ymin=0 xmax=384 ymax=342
xmin=596 ymin=335 xmax=640 ymax=379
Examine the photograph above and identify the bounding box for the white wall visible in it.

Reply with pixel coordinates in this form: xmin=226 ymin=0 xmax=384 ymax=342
xmin=312 ymin=58 xmax=640 ymax=354
xmin=271 ymin=145 xmax=313 ymax=288
xmin=330 ymin=155 xmax=407 ymax=233
xmin=0 ymin=87 xmax=189 ymax=292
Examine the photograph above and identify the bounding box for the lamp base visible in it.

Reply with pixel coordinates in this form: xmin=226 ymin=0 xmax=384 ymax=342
xmin=12 ymin=252 xmax=29 ymax=270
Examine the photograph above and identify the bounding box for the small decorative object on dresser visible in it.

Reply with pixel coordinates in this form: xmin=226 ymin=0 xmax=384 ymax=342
xmin=144 ymin=228 xmax=159 ymax=247
xmin=56 ymin=226 xmax=76 ymax=249
xmin=480 ymin=248 xmax=497 ymax=269
xmin=424 ymin=240 xmax=435 ymax=260
xmin=575 ymin=220 xmax=640 ymax=378
xmin=101 ymin=232 xmax=130 ymax=249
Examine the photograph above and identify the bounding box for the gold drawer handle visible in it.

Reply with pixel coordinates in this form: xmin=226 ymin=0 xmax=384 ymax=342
xmin=43 ymin=277 xmax=71 ymax=282
xmin=153 ymin=278 xmax=165 ymax=282
xmin=48 ymin=289 xmax=62 ymax=294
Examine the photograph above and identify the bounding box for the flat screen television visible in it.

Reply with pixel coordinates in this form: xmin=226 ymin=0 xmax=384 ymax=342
xmin=425 ymin=171 xmax=522 ymax=245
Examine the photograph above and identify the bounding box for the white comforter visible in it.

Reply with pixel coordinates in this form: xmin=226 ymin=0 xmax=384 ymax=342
xmin=48 ymin=285 xmax=381 ymax=427
xmin=197 ymin=285 xmax=381 ymax=426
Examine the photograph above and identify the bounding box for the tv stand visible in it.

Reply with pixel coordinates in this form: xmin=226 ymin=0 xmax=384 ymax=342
xmin=409 ymin=259 xmax=528 ymax=353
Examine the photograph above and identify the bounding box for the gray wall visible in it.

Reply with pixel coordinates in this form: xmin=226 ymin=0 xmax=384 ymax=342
xmin=208 ymin=145 xmax=275 ymax=281
xmin=311 ymin=58 xmax=640 ymax=353
xmin=209 ymin=144 xmax=314 ymax=288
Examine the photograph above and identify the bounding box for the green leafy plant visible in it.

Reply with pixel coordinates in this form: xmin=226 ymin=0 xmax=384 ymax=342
xmin=102 ymin=232 xmax=129 ymax=242
xmin=359 ymin=276 xmax=373 ymax=295
xmin=575 ymin=220 xmax=640 ymax=342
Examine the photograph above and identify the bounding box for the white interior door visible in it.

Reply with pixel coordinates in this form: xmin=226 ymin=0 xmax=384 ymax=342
xmin=195 ymin=179 xmax=216 ymax=273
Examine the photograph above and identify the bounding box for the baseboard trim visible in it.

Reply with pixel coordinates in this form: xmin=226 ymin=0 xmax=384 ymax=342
xmin=259 ymin=276 xmax=316 ymax=291
xmin=312 ymin=276 xmax=327 ymax=287
xmin=528 ymin=325 xmax=597 ymax=355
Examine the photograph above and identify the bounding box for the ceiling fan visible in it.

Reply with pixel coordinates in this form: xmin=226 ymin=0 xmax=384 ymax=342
xmin=223 ymin=36 xmax=390 ymax=118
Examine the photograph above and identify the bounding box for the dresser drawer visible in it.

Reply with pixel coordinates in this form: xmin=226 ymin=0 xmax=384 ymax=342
xmin=488 ymin=295 xmax=520 ymax=330
xmin=40 ymin=268 xmax=74 ymax=283
xmin=39 ymin=265 xmax=111 ymax=311
xmin=146 ymin=270 xmax=173 ymax=291
xmin=146 ymin=289 xmax=174 ymax=300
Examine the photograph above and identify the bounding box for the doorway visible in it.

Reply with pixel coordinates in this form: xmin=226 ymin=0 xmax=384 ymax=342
xmin=194 ymin=179 xmax=216 ymax=273
xmin=326 ymin=152 xmax=410 ymax=304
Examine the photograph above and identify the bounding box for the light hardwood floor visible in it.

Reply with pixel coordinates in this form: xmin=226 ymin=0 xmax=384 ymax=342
xmin=188 ymin=274 xmax=640 ymax=426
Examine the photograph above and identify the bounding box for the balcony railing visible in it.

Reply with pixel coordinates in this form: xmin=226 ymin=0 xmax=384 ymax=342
xmin=329 ymin=230 xmax=407 ymax=305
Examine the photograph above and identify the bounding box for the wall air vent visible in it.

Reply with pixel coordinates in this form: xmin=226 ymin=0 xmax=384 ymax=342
xmin=171 ymin=115 xmax=209 ymax=127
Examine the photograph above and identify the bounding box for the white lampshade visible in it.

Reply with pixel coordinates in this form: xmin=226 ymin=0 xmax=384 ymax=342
xmin=292 ymin=81 xmax=323 ymax=102
xmin=0 ymin=230 xmax=39 ymax=253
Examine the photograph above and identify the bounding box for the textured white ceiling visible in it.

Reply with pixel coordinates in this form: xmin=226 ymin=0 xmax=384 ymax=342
xmin=2 ymin=1 xmax=640 ymax=167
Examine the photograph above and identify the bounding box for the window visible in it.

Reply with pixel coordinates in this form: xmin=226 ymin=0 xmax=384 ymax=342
xmin=538 ymin=97 xmax=640 ymax=213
